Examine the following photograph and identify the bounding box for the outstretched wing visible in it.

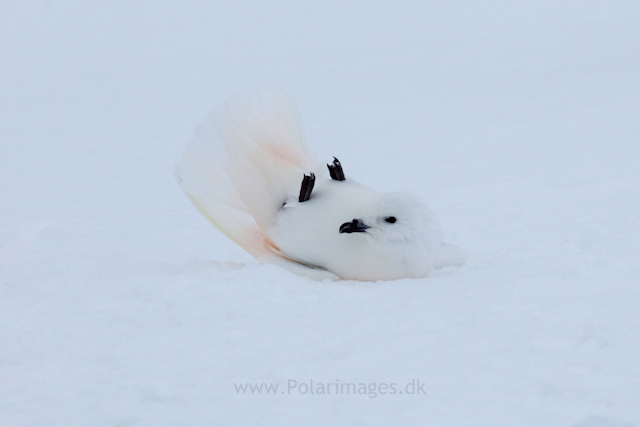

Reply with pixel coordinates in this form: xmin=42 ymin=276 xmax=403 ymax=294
xmin=175 ymin=89 xmax=332 ymax=279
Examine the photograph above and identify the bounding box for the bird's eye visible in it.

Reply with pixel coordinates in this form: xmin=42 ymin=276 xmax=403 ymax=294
xmin=384 ymin=216 xmax=397 ymax=224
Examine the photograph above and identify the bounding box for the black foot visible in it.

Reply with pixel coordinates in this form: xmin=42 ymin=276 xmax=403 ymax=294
xmin=299 ymin=173 xmax=315 ymax=202
xmin=327 ymin=157 xmax=345 ymax=181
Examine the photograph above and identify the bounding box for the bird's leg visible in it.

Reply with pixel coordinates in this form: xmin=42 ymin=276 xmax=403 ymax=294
xmin=299 ymin=173 xmax=315 ymax=202
xmin=327 ymin=157 xmax=345 ymax=181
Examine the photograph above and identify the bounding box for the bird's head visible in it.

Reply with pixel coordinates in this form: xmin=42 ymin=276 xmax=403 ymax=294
xmin=338 ymin=191 xmax=442 ymax=251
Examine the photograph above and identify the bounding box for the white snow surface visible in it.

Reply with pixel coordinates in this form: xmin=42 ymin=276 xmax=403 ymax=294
xmin=1 ymin=1 xmax=639 ymax=426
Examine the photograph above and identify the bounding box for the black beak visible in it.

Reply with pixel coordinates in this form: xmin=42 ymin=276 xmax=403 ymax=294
xmin=339 ymin=219 xmax=370 ymax=234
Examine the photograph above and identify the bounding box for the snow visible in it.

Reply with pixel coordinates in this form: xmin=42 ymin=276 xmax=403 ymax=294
xmin=1 ymin=1 xmax=639 ymax=426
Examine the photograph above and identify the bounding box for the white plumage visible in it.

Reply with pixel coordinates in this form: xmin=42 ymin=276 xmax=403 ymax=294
xmin=176 ymin=89 xmax=466 ymax=281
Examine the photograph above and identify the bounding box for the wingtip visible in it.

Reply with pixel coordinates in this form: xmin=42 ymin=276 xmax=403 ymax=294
xmin=173 ymin=165 xmax=183 ymax=184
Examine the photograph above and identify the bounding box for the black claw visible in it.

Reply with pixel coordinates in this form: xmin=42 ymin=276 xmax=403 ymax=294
xmin=327 ymin=157 xmax=345 ymax=181
xmin=299 ymin=172 xmax=315 ymax=202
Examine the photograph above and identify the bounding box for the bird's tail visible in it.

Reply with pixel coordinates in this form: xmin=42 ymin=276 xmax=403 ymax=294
xmin=175 ymin=89 xmax=322 ymax=260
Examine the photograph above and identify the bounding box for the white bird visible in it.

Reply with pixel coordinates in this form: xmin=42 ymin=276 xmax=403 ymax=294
xmin=175 ymin=89 xmax=466 ymax=281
